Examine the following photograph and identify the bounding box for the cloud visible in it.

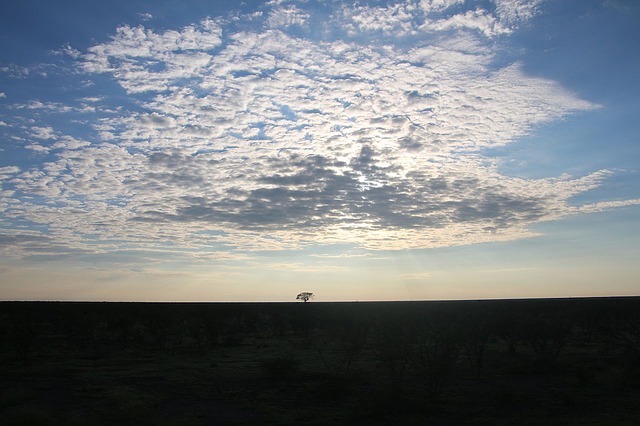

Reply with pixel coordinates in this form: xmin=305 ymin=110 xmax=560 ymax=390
xmin=0 ymin=166 xmax=21 ymax=175
xmin=0 ymin=232 xmax=95 ymax=261
xmin=423 ymin=9 xmax=511 ymax=37
xmin=262 ymin=262 xmax=347 ymax=273
xmin=494 ymin=0 xmax=545 ymax=26
xmin=1 ymin=64 xmax=33 ymax=78
xmin=25 ymin=143 xmax=51 ymax=153
xmin=53 ymin=43 xmax=82 ymax=59
xmin=338 ymin=2 xmax=416 ymax=36
xmin=81 ymin=18 xmax=223 ymax=93
xmin=337 ymin=0 xmax=538 ymax=39
xmin=15 ymin=100 xmax=73 ymax=113
xmin=0 ymin=0 xmax=636 ymax=259
xmin=398 ymin=272 xmax=432 ymax=281
xmin=419 ymin=0 xmax=465 ymax=13
xmin=30 ymin=126 xmax=56 ymax=140
xmin=51 ymin=136 xmax=91 ymax=150
xmin=0 ymin=63 xmax=53 ymax=79
xmin=310 ymin=252 xmax=371 ymax=259
xmin=139 ymin=113 xmax=176 ymax=128
xmin=266 ymin=5 xmax=310 ymax=28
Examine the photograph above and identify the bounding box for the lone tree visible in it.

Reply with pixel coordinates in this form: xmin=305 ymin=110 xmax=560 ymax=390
xmin=296 ymin=292 xmax=314 ymax=303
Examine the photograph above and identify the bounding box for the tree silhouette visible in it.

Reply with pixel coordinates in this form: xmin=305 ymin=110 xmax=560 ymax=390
xmin=296 ymin=292 xmax=314 ymax=302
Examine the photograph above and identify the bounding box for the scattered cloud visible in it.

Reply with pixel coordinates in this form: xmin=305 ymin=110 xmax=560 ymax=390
xmin=30 ymin=126 xmax=57 ymax=140
xmin=14 ymin=100 xmax=74 ymax=113
xmin=52 ymin=43 xmax=81 ymax=59
xmin=81 ymin=18 xmax=223 ymax=93
xmin=398 ymin=272 xmax=432 ymax=281
xmin=0 ymin=63 xmax=52 ymax=79
xmin=310 ymin=252 xmax=371 ymax=259
xmin=1 ymin=64 xmax=33 ymax=78
xmin=339 ymin=2 xmax=416 ymax=36
xmin=266 ymin=5 xmax=310 ymax=28
xmin=25 ymin=143 xmax=51 ymax=153
xmin=0 ymin=166 xmax=21 ymax=175
xmin=0 ymin=0 xmax=637 ymax=261
xmin=494 ymin=0 xmax=545 ymax=26
xmin=263 ymin=262 xmax=347 ymax=273
xmin=423 ymin=8 xmax=511 ymax=37
xmin=51 ymin=136 xmax=91 ymax=150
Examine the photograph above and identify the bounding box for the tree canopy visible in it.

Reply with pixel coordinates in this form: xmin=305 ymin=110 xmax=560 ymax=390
xmin=296 ymin=292 xmax=314 ymax=302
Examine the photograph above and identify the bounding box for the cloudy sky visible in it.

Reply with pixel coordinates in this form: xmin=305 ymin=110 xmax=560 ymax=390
xmin=1 ymin=0 xmax=639 ymax=301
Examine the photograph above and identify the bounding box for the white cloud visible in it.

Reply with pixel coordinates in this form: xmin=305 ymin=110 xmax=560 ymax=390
xmin=419 ymin=0 xmax=465 ymax=13
xmin=0 ymin=166 xmax=21 ymax=177
xmin=339 ymin=2 xmax=416 ymax=36
xmin=30 ymin=126 xmax=56 ymax=140
xmin=53 ymin=43 xmax=81 ymax=59
xmin=25 ymin=144 xmax=51 ymax=153
xmin=51 ymin=136 xmax=91 ymax=150
xmin=266 ymin=5 xmax=310 ymax=28
xmin=15 ymin=100 xmax=73 ymax=113
xmin=310 ymin=251 xmax=371 ymax=259
xmin=0 ymin=64 xmax=32 ymax=78
xmin=423 ymin=8 xmax=511 ymax=37
xmin=1 ymin=62 xmax=53 ymax=79
xmin=339 ymin=0 xmax=528 ymax=39
xmin=80 ymin=96 xmax=103 ymax=103
xmin=0 ymin=0 xmax=635 ymax=260
xmin=262 ymin=262 xmax=347 ymax=273
xmin=81 ymin=18 xmax=223 ymax=93
xmin=398 ymin=272 xmax=432 ymax=280
xmin=494 ymin=0 xmax=545 ymax=26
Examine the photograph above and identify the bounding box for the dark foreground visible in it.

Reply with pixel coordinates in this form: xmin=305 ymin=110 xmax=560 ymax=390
xmin=1 ymin=297 xmax=639 ymax=425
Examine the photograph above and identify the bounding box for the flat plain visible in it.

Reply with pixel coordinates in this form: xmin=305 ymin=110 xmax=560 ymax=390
xmin=1 ymin=297 xmax=639 ymax=425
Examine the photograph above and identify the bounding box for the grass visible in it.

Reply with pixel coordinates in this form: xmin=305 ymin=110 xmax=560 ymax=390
xmin=1 ymin=298 xmax=640 ymax=424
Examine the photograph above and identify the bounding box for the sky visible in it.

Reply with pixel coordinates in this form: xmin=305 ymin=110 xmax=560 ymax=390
xmin=1 ymin=0 xmax=639 ymax=302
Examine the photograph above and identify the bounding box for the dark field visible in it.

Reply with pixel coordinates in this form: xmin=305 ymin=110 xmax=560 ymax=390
xmin=1 ymin=297 xmax=640 ymax=425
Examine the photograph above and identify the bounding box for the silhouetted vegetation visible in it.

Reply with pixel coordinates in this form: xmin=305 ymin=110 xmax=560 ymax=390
xmin=1 ymin=297 xmax=640 ymax=425
xmin=296 ymin=292 xmax=314 ymax=302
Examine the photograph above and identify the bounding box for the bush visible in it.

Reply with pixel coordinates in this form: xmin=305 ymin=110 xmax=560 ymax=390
xmin=412 ymin=322 xmax=460 ymax=400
